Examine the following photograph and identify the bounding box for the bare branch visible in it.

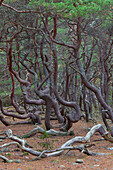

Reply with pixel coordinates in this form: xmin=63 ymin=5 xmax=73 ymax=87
xmin=2 ymin=3 xmax=40 ymax=13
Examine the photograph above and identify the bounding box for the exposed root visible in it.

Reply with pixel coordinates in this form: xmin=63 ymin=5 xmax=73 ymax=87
xmin=20 ymin=126 xmax=74 ymax=138
xmin=2 ymin=124 xmax=112 ymax=162
xmin=0 ymin=155 xmax=14 ymax=163
xmin=5 ymin=129 xmax=46 ymax=157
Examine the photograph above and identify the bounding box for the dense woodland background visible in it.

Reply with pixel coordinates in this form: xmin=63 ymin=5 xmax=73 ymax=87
xmin=0 ymin=0 xmax=113 ymax=166
xmin=0 ymin=0 xmax=113 ymax=131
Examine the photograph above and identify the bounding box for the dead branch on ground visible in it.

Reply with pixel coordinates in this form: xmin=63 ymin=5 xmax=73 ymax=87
xmin=0 ymin=124 xmax=111 ymax=162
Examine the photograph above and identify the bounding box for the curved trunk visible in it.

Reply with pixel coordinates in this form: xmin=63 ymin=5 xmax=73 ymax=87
xmin=76 ymin=59 xmax=113 ymax=128
xmin=21 ymin=52 xmax=64 ymax=129
xmin=52 ymin=46 xmax=82 ymax=130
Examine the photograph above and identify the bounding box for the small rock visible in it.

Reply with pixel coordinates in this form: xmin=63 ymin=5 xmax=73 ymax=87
xmin=107 ymin=147 xmax=113 ymax=150
xmin=76 ymin=159 xmax=83 ymax=163
xmin=60 ymin=165 xmax=65 ymax=168
xmin=94 ymin=165 xmax=99 ymax=167
xmin=25 ymin=156 xmax=29 ymax=159
xmin=72 ymin=163 xmax=78 ymax=165
xmin=15 ymin=159 xmax=21 ymax=163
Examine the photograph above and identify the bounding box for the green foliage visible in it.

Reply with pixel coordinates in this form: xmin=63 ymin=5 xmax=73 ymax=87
xmin=38 ymin=128 xmax=59 ymax=149
xmin=23 ymin=152 xmax=29 ymax=155
xmin=39 ymin=130 xmax=50 ymax=139
xmin=52 ymin=139 xmax=58 ymax=143
xmin=38 ymin=128 xmax=52 ymax=149
xmin=6 ymin=153 xmax=11 ymax=156
xmin=52 ymin=159 xmax=59 ymax=163
xmin=28 ymin=0 xmax=113 ymax=19
xmin=38 ymin=141 xmax=52 ymax=149
xmin=1 ymin=0 xmax=113 ymax=123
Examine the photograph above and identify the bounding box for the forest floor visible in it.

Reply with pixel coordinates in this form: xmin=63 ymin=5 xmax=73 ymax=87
xmin=0 ymin=114 xmax=113 ymax=170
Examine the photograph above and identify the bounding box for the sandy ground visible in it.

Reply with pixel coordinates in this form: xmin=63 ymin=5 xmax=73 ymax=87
xmin=0 ymin=117 xmax=113 ymax=170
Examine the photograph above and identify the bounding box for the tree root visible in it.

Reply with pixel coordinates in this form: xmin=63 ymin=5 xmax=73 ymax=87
xmin=5 ymin=129 xmax=45 ymax=157
xmin=20 ymin=126 xmax=74 ymax=138
xmin=1 ymin=124 xmax=112 ymax=162
xmin=0 ymin=155 xmax=14 ymax=163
